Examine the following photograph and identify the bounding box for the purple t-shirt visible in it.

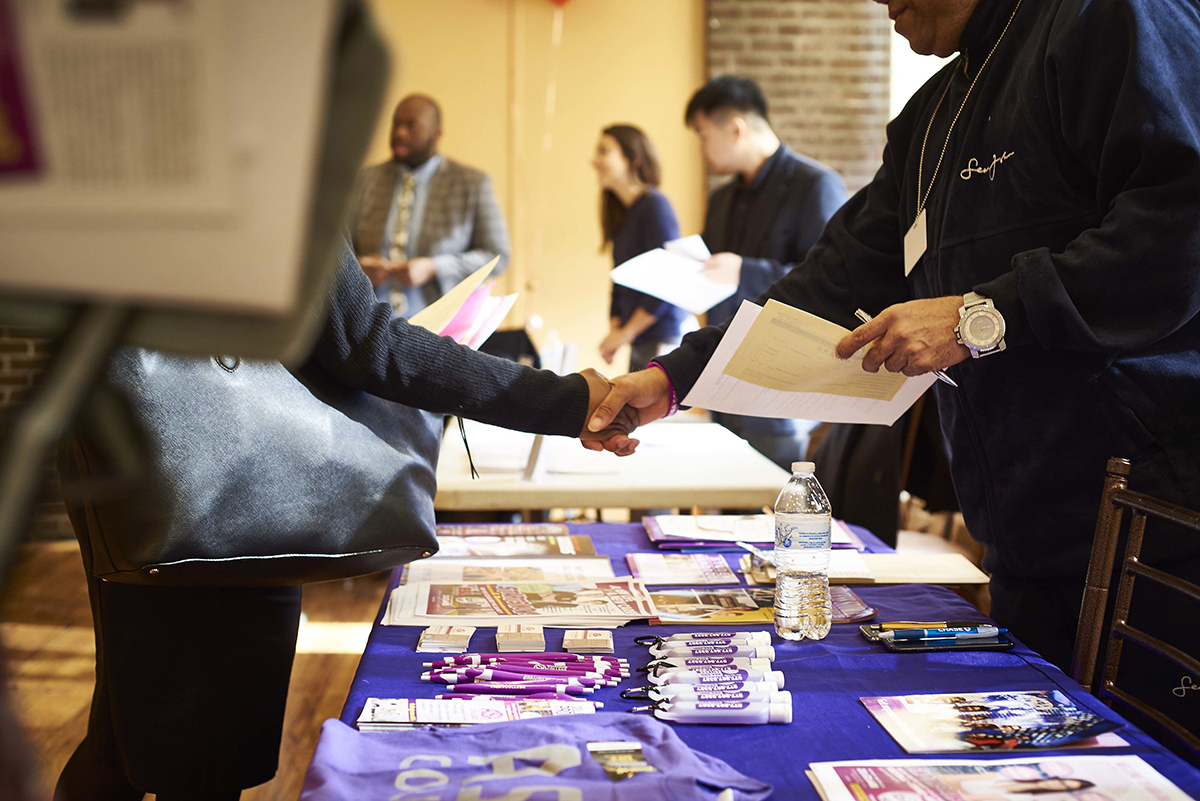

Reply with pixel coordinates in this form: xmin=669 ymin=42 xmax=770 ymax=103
xmin=301 ymin=712 xmax=772 ymax=800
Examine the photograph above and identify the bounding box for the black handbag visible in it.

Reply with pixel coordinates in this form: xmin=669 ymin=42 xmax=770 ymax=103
xmin=61 ymin=347 xmax=441 ymax=587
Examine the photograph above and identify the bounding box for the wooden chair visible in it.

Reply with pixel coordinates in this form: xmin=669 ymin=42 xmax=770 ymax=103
xmin=1071 ymin=457 xmax=1200 ymax=760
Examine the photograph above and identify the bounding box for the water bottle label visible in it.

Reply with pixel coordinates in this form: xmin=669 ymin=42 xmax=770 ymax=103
xmin=692 ymin=692 xmax=750 ymax=701
xmin=690 ymin=682 xmax=747 ymax=692
xmin=672 ymin=638 xmax=740 ymax=648
xmin=694 ymin=670 xmax=749 ymax=683
xmin=681 ymin=657 xmax=735 ymax=667
xmin=775 ymin=520 xmax=831 ymax=550
xmin=693 ymin=701 xmax=750 ymax=710
xmin=676 ymin=633 xmax=738 ymax=640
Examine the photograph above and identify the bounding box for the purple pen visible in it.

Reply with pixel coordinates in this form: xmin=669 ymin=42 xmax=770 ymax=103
xmin=422 ymin=669 xmax=612 ymax=688
xmin=427 ymin=653 xmax=627 ymax=667
xmin=437 ymin=693 xmax=603 ymax=705
xmin=433 ymin=663 xmax=620 ymax=680
xmin=448 ymin=682 xmax=592 ymax=696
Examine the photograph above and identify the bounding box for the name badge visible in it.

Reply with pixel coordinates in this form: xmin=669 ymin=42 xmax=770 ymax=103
xmin=904 ymin=209 xmax=927 ymax=277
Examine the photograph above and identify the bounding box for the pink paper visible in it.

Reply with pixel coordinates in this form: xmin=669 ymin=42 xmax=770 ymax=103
xmin=440 ymin=282 xmax=495 ymax=341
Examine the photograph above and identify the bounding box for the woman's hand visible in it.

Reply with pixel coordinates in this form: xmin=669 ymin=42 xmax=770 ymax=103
xmin=598 ymin=330 xmax=629 ymax=364
xmin=579 ymin=367 xmax=672 ymax=456
xmin=577 ymin=368 xmax=641 ymax=452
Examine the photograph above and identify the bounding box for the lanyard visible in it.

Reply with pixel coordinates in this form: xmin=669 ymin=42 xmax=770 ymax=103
xmin=914 ymin=0 xmax=1025 ymax=221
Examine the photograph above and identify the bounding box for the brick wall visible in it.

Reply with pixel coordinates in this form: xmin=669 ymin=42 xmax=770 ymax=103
xmin=0 ymin=329 xmax=73 ymax=539
xmin=707 ymin=0 xmax=892 ymax=193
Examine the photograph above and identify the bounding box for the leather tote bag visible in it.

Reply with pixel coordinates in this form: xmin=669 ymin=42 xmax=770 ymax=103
xmin=62 ymin=347 xmax=442 ymax=587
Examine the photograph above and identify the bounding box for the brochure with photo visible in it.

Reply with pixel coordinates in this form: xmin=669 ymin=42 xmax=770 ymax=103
xmin=861 ymin=691 xmax=1125 ymax=752
xmin=808 ymin=756 xmax=1190 ymax=801
xmin=402 ymin=556 xmax=615 ymax=584
xmin=383 ymin=579 xmax=657 ymax=628
xmin=433 ymin=534 xmax=597 ymax=558
xmin=626 ymin=553 xmax=740 ymax=585
xmin=649 ymin=588 xmax=774 ymax=625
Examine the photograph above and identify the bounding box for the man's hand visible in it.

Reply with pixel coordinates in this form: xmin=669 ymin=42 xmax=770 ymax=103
xmin=702 ymin=252 xmax=744 ymax=285
xmin=393 ymin=256 xmax=437 ymax=289
xmin=577 ymin=368 xmax=641 ymax=453
xmin=836 ymin=296 xmax=969 ymax=376
xmin=358 ymin=255 xmax=399 ymax=287
xmin=580 ymin=368 xmax=673 ymax=456
xmin=598 ymin=330 xmax=628 ymax=365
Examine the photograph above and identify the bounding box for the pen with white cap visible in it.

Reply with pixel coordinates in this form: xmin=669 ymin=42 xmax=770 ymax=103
xmin=878 ymin=626 xmax=1005 ymax=641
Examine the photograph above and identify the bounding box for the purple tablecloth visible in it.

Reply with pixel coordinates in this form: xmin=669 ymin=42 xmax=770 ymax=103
xmin=322 ymin=523 xmax=1200 ymax=799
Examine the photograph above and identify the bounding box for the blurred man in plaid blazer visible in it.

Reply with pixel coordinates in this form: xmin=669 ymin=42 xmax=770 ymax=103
xmin=348 ymin=94 xmax=510 ymax=315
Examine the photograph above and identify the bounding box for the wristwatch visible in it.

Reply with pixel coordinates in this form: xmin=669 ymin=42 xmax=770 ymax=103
xmin=955 ymin=292 xmax=1006 ymax=358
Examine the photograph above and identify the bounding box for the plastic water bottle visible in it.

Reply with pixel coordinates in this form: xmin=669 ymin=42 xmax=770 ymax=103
xmin=773 ymin=461 xmax=832 ymax=641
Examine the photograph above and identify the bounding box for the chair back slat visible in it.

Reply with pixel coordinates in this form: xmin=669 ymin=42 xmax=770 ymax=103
xmin=1083 ymin=473 xmax=1200 ymax=764
xmin=1104 ymin=684 xmax=1200 ymax=757
xmin=1072 ymin=458 xmax=1130 ymax=692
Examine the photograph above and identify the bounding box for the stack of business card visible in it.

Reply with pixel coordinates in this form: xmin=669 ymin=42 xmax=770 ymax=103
xmin=563 ymin=629 xmax=614 ymax=654
xmin=496 ymin=624 xmax=545 ymax=652
xmin=416 ymin=625 xmax=476 ymax=653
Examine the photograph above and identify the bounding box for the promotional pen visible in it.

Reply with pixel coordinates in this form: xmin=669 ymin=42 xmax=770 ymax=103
xmin=430 ymin=663 xmax=620 ymax=679
xmin=878 ymin=621 xmax=981 ymax=631
xmin=446 ymin=682 xmax=593 ymax=696
xmin=437 ymin=693 xmax=604 ymax=705
xmin=879 ymin=626 xmax=1005 ymax=641
xmin=853 ymin=309 xmax=958 ymax=387
xmin=425 ymin=653 xmax=627 ymax=667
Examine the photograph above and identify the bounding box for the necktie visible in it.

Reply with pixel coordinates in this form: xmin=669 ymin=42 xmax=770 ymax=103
xmin=388 ymin=172 xmax=417 ymax=314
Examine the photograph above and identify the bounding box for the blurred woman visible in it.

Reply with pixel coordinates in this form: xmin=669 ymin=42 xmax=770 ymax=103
xmin=592 ymin=125 xmax=689 ymax=371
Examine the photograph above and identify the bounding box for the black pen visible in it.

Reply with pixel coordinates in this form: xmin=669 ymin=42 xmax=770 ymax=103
xmin=854 ymin=309 xmax=958 ymax=388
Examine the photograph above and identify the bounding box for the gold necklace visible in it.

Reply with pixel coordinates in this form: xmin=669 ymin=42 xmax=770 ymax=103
xmin=915 ymin=0 xmax=1025 ymax=219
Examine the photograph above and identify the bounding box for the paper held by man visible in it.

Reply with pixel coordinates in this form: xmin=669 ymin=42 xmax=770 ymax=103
xmin=681 ymin=299 xmax=937 ymax=425
xmin=608 ymin=235 xmax=736 ymax=315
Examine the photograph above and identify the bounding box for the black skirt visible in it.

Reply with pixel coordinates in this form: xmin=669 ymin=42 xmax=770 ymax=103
xmin=71 ymin=502 xmax=303 ymax=793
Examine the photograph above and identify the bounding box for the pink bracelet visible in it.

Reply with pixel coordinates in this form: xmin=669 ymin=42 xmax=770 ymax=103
xmin=646 ymin=362 xmax=679 ymax=417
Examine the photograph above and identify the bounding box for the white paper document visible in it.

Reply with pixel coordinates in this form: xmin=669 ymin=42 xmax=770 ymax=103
xmin=609 ymin=247 xmax=734 ymax=315
xmin=664 ymin=234 xmax=712 ymax=262
xmin=681 ymin=300 xmax=936 ymax=425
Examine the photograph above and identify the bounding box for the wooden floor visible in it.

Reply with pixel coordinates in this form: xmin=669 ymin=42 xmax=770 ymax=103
xmin=0 ymin=540 xmax=389 ymax=799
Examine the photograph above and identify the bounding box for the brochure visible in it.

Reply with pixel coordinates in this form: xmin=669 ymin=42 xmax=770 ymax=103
xmin=626 ymin=553 xmax=740 ymax=585
xmin=356 ymin=697 xmax=598 ymax=731
xmin=402 ymin=556 xmax=614 ymax=584
xmin=384 ymin=579 xmax=657 ymax=628
xmin=649 ymin=588 xmax=774 ymax=625
xmin=435 ymin=523 xmax=570 ymax=537
xmin=808 ymin=755 xmax=1191 ymax=801
xmin=861 ymin=690 xmax=1125 ymax=752
xmin=649 ymin=586 xmax=874 ymax=625
xmin=433 ymin=534 xmax=596 ymax=558
xmin=644 ymin=515 xmax=861 ymax=550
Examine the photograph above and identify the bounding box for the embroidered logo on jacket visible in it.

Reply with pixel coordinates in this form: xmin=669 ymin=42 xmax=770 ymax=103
xmin=960 ymin=151 xmax=1016 ymax=181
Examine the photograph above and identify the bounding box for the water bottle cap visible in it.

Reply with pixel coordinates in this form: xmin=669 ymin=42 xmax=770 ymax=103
xmin=791 ymin=461 xmax=816 ymax=474
xmin=770 ymin=670 xmax=786 ymax=688
xmin=746 ymin=631 xmax=772 ymax=646
xmin=755 ymin=645 xmax=776 ymax=661
xmin=769 ymin=699 xmax=794 ymax=724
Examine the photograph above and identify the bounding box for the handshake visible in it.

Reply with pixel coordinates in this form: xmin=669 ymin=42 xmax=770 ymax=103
xmin=575 ymin=367 xmax=674 ymax=457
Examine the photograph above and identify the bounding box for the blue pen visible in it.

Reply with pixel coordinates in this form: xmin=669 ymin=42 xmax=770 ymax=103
xmin=879 ymin=626 xmax=1005 ymax=641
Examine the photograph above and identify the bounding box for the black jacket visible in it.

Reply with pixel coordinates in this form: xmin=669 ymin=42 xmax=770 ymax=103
xmin=703 ymin=144 xmax=847 ymax=326
xmin=659 ymin=0 xmax=1200 ymax=578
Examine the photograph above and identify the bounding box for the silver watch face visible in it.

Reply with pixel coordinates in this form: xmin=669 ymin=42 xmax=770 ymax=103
xmin=962 ymin=306 xmax=1005 ymax=350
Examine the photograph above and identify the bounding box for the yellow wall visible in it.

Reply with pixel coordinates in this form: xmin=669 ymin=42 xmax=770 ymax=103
xmin=365 ymin=0 xmax=706 ymax=372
